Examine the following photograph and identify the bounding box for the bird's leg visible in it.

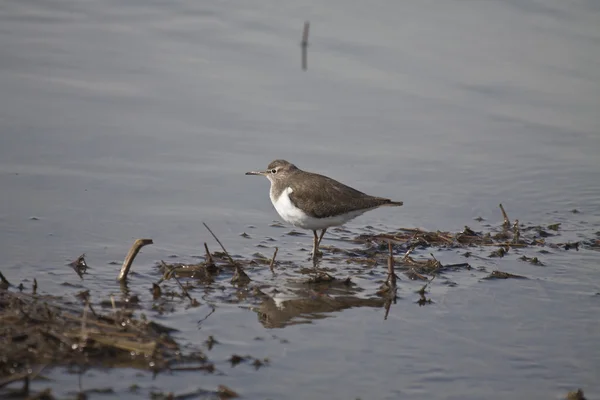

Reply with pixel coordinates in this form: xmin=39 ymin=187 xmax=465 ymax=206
xmin=311 ymin=230 xmax=320 ymax=259
xmin=317 ymin=229 xmax=327 ymax=247
xmin=310 ymin=229 xmax=327 ymax=260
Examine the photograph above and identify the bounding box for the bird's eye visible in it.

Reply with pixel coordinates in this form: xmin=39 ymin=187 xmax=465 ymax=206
xmin=271 ymin=169 xmax=277 ymax=174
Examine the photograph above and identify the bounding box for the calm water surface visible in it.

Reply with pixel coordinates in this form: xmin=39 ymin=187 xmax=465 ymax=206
xmin=1 ymin=0 xmax=599 ymax=398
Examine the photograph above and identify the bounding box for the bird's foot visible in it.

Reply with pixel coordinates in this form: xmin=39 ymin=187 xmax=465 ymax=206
xmin=310 ymin=250 xmax=323 ymax=260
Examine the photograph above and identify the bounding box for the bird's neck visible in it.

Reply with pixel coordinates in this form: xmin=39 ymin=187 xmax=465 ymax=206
xmin=269 ymin=179 xmax=288 ymax=205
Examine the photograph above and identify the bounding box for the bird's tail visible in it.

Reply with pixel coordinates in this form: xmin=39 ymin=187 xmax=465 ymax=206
xmin=384 ymin=200 xmax=403 ymax=206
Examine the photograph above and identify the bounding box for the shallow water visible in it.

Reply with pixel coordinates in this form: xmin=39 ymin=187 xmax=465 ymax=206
xmin=1 ymin=0 xmax=600 ymax=398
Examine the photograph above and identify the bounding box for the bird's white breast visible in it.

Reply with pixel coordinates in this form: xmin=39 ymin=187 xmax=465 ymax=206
xmin=270 ymin=186 xmax=367 ymax=230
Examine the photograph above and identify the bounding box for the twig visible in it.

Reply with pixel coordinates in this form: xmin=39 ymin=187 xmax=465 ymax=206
xmin=480 ymin=242 xmax=528 ymax=247
xmin=301 ymin=21 xmax=310 ymax=70
xmin=152 ymin=283 xmax=162 ymax=299
xmin=269 ymin=247 xmax=279 ymax=274
xmin=110 ymin=295 xmax=117 ymax=314
xmin=0 ymin=270 xmax=12 ymax=289
xmin=204 ymin=242 xmax=214 ymax=265
xmin=383 ymin=297 xmax=393 ymax=321
xmin=512 ymin=219 xmax=520 ymax=244
xmin=160 ymin=261 xmax=199 ymax=307
xmin=429 ymin=253 xmax=442 ymax=269
xmin=231 ymin=265 xmax=251 ymax=285
xmin=202 ymin=223 xmax=236 ymax=266
xmin=80 ymin=299 xmax=89 ymax=348
xmin=203 ymin=223 xmax=249 ymax=283
xmin=408 ymin=268 xmax=428 ymax=281
xmin=387 ymin=242 xmax=397 ymax=290
xmin=499 ymin=203 xmax=511 ymax=228
xmin=418 ymin=274 xmax=436 ymax=296
xmin=118 ymin=238 xmax=153 ymax=282
xmin=68 ymin=253 xmax=89 ymax=280
xmin=402 ymin=246 xmax=415 ymax=261
xmin=197 ymin=305 xmax=216 ymax=327
xmin=204 ymin=242 xmax=218 ymax=274
xmin=443 ymin=263 xmax=471 ymax=269
xmin=381 ymin=243 xmax=398 ymax=320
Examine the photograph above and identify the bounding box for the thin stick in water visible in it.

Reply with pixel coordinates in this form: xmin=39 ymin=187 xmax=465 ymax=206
xmin=204 ymin=242 xmax=214 ymax=265
xmin=301 ymin=21 xmax=310 ymax=70
xmin=512 ymin=219 xmax=521 ymax=244
xmin=269 ymin=247 xmax=278 ymax=274
xmin=118 ymin=238 xmax=153 ymax=282
xmin=80 ymin=299 xmax=89 ymax=348
xmin=160 ymin=261 xmax=199 ymax=307
xmin=499 ymin=203 xmax=511 ymax=228
xmin=202 ymin=223 xmax=236 ymax=266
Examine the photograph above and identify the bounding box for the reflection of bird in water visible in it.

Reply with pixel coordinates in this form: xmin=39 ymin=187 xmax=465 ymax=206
xmin=255 ymin=290 xmax=385 ymax=329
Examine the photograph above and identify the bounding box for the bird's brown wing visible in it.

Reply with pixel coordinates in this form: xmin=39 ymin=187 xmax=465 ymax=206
xmin=287 ymin=171 xmax=393 ymax=218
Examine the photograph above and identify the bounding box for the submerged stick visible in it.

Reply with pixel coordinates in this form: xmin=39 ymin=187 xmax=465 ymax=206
xmin=499 ymin=203 xmax=511 ymax=228
xmin=301 ymin=21 xmax=310 ymax=70
xmin=118 ymin=238 xmax=153 ymax=282
xmin=269 ymin=247 xmax=278 ymax=274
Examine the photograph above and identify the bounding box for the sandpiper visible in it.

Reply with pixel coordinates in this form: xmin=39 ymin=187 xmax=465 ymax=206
xmin=246 ymin=160 xmax=403 ymax=259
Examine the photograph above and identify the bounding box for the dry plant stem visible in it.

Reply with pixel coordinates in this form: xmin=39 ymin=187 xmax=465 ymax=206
xmin=118 ymin=238 xmax=154 ymax=282
xmin=481 ymin=242 xmax=528 ymax=247
xmin=269 ymin=247 xmax=279 ymax=274
xmin=387 ymin=242 xmax=397 ymax=289
xmin=80 ymin=299 xmax=89 ymax=348
xmin=0 ymin=271 xmax=11 ymax=287
xmin=197 ymin=306 xmax=216 ymax=327
xmin=499 ymin=203 xmax=511 ymax=228
xmin=420 ymin=274 xmax=436 ymax=294
xmin=204 ymin=242 xmax=214 ymax=265
xmin=383 ymin=298 xmax=393 ymax=320
xmin=86 ymin=299 xmax=98 ymax=317
xmin=110 ymin=295 xmax=117 ymax=314
xmin=203 ymin=222 xmax=236 ymax=266
xmin=512 ymin=219 xmax=521 ymax=244
xmin=409 ymin=268 xmax=428 ymax=281
xmin=435 ymin=232 xmax=453 ymax=243
xmin=160 ymin=261 xmax=195 ymax=305
xmin=402 ymin=246 xmax=415 ymax=261
xmin=301 ymin=21 xmax=309 ymax=70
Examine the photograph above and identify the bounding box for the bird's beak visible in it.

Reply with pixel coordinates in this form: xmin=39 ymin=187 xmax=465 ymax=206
xmin=245 ymin=170 xmax=267 ymax=176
